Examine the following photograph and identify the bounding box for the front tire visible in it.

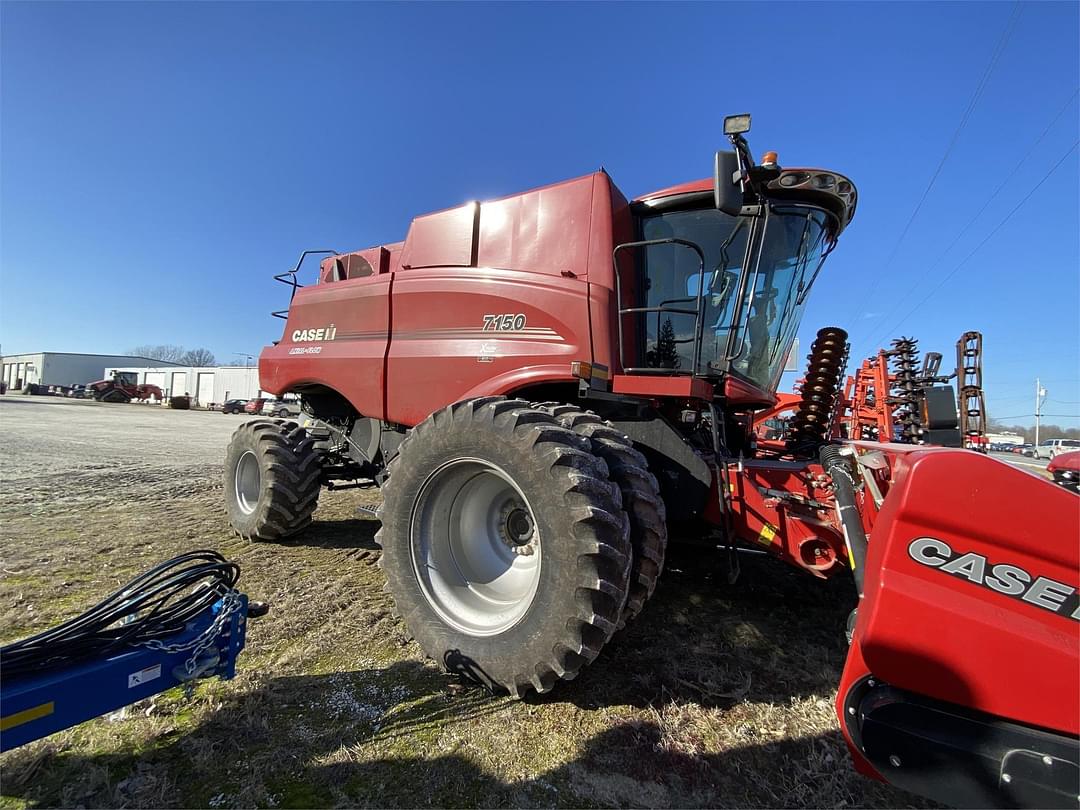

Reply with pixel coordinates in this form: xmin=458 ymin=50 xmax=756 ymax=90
xmin=224 ymin=419 xmax=322 ymax=541
xmin=377 ymin=398 xmax=632 ymax=696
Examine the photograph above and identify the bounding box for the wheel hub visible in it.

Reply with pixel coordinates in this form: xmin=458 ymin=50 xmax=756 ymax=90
xmin=409 ymin=459 xmax=542 ymax=636
xmin=500 ymin=504 xmax=536 ymax=555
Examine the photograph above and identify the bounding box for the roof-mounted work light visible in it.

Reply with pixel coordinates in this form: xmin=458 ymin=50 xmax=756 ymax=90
xmin=723 ymin=114 xmax=752 ymax=135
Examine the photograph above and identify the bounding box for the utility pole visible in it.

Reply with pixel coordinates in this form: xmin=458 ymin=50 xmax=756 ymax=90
xmin=1035 ymin=377 xmax=1047 ymax=446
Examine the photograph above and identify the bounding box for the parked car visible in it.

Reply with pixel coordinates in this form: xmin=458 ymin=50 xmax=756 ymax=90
xmin=1010 ymin=444 xmax=1034 ymax=456
xmin=1034 ymin=438 xmax=1080 ymax=460
xmin=221 ymin=399 xmax=247 ymax=415
xmin=1047 ymin=450 xmax=1080 ymax=492
xmin=243 ymin=398 xmax=267 ymax=414
xmin=262 ymin=398 xmax=302 ymax=418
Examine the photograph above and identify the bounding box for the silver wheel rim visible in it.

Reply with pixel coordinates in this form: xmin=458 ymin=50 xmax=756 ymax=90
xmin=410 ymin=458 xmax=541 ymax=636
xmin=235 ymin=450 xmax=261 ymax=515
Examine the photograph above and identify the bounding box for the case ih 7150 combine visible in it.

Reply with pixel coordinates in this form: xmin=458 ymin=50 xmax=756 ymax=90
xmin=225 ymin=116 xmax=1078 ymax=808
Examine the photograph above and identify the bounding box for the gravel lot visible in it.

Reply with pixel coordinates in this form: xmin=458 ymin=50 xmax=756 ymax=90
xmin=0 ymin=397 xmax=238 ymax=518
xmin=0 ymin=395 xmax=924 ymax=809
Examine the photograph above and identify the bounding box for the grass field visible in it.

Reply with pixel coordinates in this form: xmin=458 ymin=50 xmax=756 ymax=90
xmin=0 ymin=396 xmax=930 ymax=808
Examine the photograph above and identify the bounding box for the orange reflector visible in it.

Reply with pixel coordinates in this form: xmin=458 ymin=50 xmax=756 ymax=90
xmin=570 ymin=361 xmax=592 ymax=380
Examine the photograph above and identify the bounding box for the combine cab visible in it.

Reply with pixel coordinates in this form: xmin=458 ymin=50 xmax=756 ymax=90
xmin=225 ymin=115 xmax=1078 ymax=807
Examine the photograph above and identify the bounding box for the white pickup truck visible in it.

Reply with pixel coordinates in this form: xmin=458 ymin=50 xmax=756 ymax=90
xmin=1034 ymin=437 xmax=1080 ymax=459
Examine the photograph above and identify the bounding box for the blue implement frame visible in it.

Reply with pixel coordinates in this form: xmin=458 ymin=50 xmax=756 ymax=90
xmin=0 ymin=594 xmax=249 ymax=752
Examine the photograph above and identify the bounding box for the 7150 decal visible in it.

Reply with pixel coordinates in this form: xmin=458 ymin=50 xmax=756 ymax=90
xmin=482 ymin=313 xmax=526 ymax=332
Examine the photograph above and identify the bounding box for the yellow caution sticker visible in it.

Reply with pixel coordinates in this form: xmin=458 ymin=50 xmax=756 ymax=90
xmin=0 ymin=701 xmax=54 ymax=731
xmin=757 ymin=523 xmax=778 ymax=545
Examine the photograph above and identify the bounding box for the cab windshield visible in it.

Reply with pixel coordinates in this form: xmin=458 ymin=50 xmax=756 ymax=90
xmin=635 ymin=204 xmax=833 ymax=391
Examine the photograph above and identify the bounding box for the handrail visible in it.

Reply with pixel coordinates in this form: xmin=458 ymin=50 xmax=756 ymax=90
xmin=271 ymin=249 xmax=339 ymax=320
xmin=612 ymin=238 xmax=706 ymax=375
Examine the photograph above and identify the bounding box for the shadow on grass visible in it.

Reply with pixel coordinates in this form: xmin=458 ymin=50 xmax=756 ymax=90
xmin=1 ymin=660 xmax=512 ymax=808
xmin=535 ymin=548 xmax=859 ymax=712
xmin=267 ymin=517 xmax=381 ymax=552
xmin=1 ymin=656 xmax=924 ymax=809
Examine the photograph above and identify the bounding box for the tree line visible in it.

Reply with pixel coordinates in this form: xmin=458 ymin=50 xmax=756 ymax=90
xmin=128 ymin=345 xmax=216 ymax=366
xmin=987 ymin=419 xmax=1080 ymax=443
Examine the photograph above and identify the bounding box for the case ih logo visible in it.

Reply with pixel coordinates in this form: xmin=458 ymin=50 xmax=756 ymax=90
xmin=292 ymin=324 xmax=337 ymax=343
xmin=908 ymin=537 xmax=1078 ymax=621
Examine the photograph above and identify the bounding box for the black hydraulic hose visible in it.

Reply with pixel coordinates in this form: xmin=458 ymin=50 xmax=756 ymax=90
xmin=819 ymin=445 xmax=868 ymax=598
xmin=0 ymin=551 xmax=240 ymax=680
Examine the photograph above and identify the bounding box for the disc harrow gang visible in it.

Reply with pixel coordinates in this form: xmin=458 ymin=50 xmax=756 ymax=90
xmin=786 ymin=326 xmax=850 ymax=453
xmin=887 ymin=337 xmax=923 ymax=443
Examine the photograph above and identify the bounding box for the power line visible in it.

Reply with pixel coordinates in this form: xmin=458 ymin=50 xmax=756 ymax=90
xmin=863 ymin=138 xmax=1078 ymax=343
xmin=853 ymin=86 xmax=1079 ymax=357
xmin=855 ymin=1 xmax=1023 ymax=313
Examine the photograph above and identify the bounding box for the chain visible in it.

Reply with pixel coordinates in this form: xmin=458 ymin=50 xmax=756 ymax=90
xmin=138 ymin=590 xmax=243 ymax=676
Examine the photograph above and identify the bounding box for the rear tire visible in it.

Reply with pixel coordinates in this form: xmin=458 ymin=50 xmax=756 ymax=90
xmin=538 ymin=404 xmax=667 ymax=625
xmin=224 ymin=419 xmax=322 ymax=541
xmin=377 ymin=398 xmax=632 ymax=696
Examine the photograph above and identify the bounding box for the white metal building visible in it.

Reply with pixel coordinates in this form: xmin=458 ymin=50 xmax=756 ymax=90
xmin=0 ymin=352 xmax=181 ymax=391
xmin=103 ymin=365 xmax=267 ymax=406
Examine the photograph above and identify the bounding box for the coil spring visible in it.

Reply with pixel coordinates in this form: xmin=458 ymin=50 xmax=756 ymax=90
xmin=887 ymin=336 xmax=923 ymax=442
xmin=787 ymin=326 xmax=849 ymax=452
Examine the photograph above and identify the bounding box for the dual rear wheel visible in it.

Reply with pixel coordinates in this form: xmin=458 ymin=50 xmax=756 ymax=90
xmin=377 ymin=398 xmax=667 ymax=696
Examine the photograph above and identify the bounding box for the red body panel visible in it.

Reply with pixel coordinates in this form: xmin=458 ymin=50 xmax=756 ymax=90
xmin=384 ymin=268 xmax=589 ymax=425
xmin=611 ymin=374 xmax=715 ymax=400
xmin=263 ymin=172 xmax=633 ymax=422
xmin=401 ymin=203 xmax=479 ymax=269
xmin=723 ymin=375 xmax=778 ymax=408
xmin=260 ymin=274 xmax=391 ymax=419
xmin=837 ymin=446 xmax=1080 ymax=777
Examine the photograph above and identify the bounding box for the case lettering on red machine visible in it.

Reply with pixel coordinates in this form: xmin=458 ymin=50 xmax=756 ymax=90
xmin=291 ymin=324 xmax=337 ymax=342
xmin=908 ymin=537 xmax=1079 ymax=621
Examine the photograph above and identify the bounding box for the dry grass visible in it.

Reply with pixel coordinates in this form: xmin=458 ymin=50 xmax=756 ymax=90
xmin=0 ymin=398 xmax=933 ymax=808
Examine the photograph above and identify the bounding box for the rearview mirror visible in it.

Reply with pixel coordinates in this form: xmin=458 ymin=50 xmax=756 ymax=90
xmin=714 ymin=150 xmax=743 ymax=216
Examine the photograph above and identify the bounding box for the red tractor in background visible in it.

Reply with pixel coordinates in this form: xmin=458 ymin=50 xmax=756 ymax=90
xmin=225 ymin=115 xmax=1078 ymax=808
xmin=87 ymin=371 xmax=163 ymax=403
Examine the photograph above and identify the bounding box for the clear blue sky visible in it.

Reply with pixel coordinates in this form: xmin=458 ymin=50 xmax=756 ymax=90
xmin=2 ymin=1 xmax=1077 ymax=425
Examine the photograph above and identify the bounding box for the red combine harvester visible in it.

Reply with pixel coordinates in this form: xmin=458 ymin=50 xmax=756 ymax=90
xmin=87 ymin=371 xmax=163 ymax=403
xmin=225 ymin=115 xmax=1078 ymax=808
